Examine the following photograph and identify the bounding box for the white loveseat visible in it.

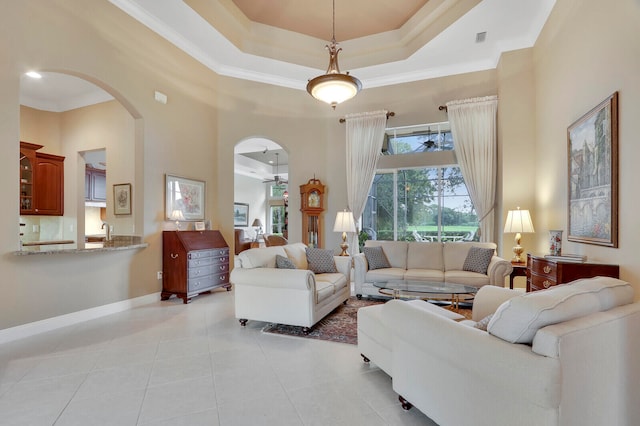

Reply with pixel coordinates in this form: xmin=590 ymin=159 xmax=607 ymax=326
xmin=230 ymin=243 xmax=350 ymax=331
xmin=358 ymin=277 xmax=640 ymax=426
xmin=353 ymin=240 xmax=512 ymax=299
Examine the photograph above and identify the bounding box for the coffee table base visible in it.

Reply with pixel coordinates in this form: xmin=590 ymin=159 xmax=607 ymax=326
xmin=377 ymin=288 xmax=469 ymax=312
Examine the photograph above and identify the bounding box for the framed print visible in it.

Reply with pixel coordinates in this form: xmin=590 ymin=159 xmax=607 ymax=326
xmin=113 ymin=183 xmax=132 ymax=215
xmin=567 ymin=92 xmax=618 ymax=247
xmin=194 ymin=221 xmax=205 ymax=231
xmin=233 ymin=203 xmax=249 ymax=227
xmin=165 ymin=174 xmax=205 ymax=221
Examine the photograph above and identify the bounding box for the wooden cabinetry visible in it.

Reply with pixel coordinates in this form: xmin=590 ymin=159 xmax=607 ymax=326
xmin=162 ymin=230 xmax=230 ymax=304
xmin=20 ymin=142 xmax=65 ymax=216
xmin=85 ymin=166 xmax=106 ymax=202
xmin=300 ymin=178 xmax=325 ymax=248
xmin=526 ymin=254 xmax=619 ymax=292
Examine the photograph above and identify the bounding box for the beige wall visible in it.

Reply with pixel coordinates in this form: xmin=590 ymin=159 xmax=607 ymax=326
xmin=531 ymin=0 xmax=640 ymax=294
xmin=5 ymin=0 xmax=636 ymax=331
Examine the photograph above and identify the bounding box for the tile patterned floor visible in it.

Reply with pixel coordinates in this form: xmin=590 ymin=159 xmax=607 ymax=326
xmin=0 ymin=289 xmax=437 ymax=425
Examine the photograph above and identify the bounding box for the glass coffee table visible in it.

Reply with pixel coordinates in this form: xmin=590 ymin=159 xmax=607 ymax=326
xmin=372 ymin=280 xmax=478 ymax=311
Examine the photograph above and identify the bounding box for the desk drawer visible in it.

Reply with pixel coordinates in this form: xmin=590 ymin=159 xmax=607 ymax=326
xmin=530 ymin=258 xmax=557 ymax=278
xmin=530 ymin=273 xmax=557 ymax=290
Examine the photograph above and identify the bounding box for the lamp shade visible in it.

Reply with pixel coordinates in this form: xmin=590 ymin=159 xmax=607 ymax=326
xmin=503 ymin=208 xmax=535 ymax=234
xmin=170 ymin=209 xmax=185 ymax=221
xmin=333 ymin=210 xmax=356 ymax=233
xmin=251 ymin=218 xmax=263 ymax=227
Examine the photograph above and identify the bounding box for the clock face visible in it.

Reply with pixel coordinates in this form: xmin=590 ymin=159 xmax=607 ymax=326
xmin=308 ymin=190 xmax=320 ymax=208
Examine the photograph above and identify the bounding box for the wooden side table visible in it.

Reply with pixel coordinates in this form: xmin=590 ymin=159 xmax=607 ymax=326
xmin=509 ymin=262 xmax=527 ymax=289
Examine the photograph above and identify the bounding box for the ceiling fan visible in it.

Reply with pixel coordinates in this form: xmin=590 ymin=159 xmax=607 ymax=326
xmin=262 ymin=152 xmax=288 ymax=185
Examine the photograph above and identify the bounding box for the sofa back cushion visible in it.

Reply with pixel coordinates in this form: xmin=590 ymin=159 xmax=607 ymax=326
xmin=363 ymin=246 xmax=391 ymax=270
xmin=364 ymin=241 xmax=408 ymax=269
xmin=237 ymin=246 xmax=288 ymax=269
xmin=487 ymin=276 xmax=634 ymax=344
xmin=443 ymin=242 xmax=496 ymax=271
xmin=407 ymin=242 xmax=444 ymax=270
xmin=283 ymin=243 xmax=309 ymax=270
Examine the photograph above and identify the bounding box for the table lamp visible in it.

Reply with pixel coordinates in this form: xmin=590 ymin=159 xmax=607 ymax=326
xmin=170 ymin=209 xmax=185 ymax=231
xmin=251 ymin=218 xmax=263 ymax=241
xmin=333 ymin=210 xmax=356 ymax=256
xmin=503 ymin=207 xmax=535 ymax=263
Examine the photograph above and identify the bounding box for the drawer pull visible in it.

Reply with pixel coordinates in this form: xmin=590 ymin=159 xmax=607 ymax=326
xmin=171 ymin=253 xmax=179 ymax=259
xmin=543 ymin=280 xmax=551 ymax=288
xmin=543 ymin=266 xmax=551 ymax=274
xmin=219 ymin=265 xmax=226 ymax=270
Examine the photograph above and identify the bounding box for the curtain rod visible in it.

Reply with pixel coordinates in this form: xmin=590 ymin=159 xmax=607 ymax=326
xmin=438 ymin=105 xmax=448 ymax=112
xmin=339 ymin=111 xmax=395 ymax=123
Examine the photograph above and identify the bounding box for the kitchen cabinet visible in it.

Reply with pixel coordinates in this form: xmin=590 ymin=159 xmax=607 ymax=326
xmin=20 ymin=142 xmax=65 ymax=216
xmin=85 ymin=166 xmax=106 ymax=202
xmin=162 ymin=230 xmax=230 ymax=304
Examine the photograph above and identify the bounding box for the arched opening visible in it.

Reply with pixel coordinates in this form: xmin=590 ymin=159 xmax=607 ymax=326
xmin=233 ymin=138 xmax=288 ymax=254
xmin=19 ymin=71 xmax=142 ymax=250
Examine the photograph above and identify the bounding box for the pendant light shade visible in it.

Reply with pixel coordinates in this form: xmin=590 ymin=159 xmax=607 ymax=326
xmin=307 ymin=0 xmax=361 ymax=109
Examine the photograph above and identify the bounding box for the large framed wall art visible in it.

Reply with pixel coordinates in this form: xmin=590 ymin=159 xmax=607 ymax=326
xmin=233 ymin=203 xmax=249 ymax=226
xmin=567 ymin=92 xmax=618 ymax=247
xmin=165 ymin=174 xmax=206 ymax=221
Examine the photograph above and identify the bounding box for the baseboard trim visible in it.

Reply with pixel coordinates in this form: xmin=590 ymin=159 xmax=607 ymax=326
xmin=0 ymin=292 xmax=161 ymax=345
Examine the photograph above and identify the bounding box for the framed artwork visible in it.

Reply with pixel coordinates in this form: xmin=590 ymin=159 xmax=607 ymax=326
xmin=113 ymin=183 xmax=132 ymax=215
xmin=165 ymin=174 xmax=205 ymax=221
xmin=234 ymin=203 xmax=249 ymax=227
xmin=194 ymin=221 xmax=205 ymax=231
xmin=567 ymin=92 xmax=618 ymax=247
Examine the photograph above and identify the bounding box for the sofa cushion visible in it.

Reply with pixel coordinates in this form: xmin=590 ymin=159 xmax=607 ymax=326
xmin=488 ymin=277 xmax=634 ymax=344
xmin=283 ymin=243 xmax=309 ymax=270
xmin=443 ymin=242 xmax=496 ymax=271
xmin=404 ymin=269 xmax=445 ymax=282
xmin=406 ymin=242 xmax=444 ymax=271
xmin=366 ymin=268 xmax=406 ymax=283
xmin=363 ymin=246 xmax=391 ymax=270
xmin=275 ymin=254 xmax=296 ymax=269
xmin=462 ymin=246 xmax=495 ymax=274
xmin=364 ymin=241 xmax=408 ymax=269
xmin=306 ymin=248 xmax=338 ymax=274
xmin=237 ymin=246 xmax=288 ymax=269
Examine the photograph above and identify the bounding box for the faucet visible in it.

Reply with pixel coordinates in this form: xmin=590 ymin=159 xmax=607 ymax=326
xmin=101 ymin=222 xmax=111 ymax=241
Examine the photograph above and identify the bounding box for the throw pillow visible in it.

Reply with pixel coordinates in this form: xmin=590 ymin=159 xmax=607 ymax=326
xmin=462 ymin=246 xmax=494 ymax=274
xmin=474 ymin=314 xmax=493 ymax=331
xmin=363 ymin=246 xmax=391 ymax=270
xmin=306 ymin=248 xmax=338 ymax=274
xmin=275 ymin=254 xmax=296 ymax=269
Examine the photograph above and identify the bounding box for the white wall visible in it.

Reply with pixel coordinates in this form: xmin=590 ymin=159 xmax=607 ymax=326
xmin=234 ymin=173 xmax=267 ymax=240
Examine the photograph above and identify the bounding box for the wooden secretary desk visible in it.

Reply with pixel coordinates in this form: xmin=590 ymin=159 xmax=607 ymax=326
xmin=526 ymin=254 xmax=619 ymax=292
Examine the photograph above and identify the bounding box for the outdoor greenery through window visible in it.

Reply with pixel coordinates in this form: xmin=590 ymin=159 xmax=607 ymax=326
xmin=269 ymin=184 xmax=287 ymax=235
xmin=362 ymin=123 xmax=479 ymax=242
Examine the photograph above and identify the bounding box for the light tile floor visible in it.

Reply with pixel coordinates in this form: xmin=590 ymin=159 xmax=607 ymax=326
xmin=0 ymin=289 xmax=437 ymax=425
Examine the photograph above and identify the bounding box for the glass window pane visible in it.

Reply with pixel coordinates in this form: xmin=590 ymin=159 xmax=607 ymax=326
xmin=270 ymin=205 xmax=285 ymax=235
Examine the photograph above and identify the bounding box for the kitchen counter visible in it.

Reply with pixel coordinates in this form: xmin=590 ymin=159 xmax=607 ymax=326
xmin=14 ymin=235 xmax=147 ymax=256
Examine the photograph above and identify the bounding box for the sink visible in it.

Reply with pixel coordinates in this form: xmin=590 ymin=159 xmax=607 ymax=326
xmin=86 ymin=235 xmax=143 ymax=249
xmin=85 ymin=235 xmax=106 ymax=243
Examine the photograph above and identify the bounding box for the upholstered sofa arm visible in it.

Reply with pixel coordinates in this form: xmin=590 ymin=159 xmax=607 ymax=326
xmin=230 ymin=268 xmax=315 ymax=291
xmin=334 ymin=256 xmax=352 ymax=281
xmin=486 ymin=255 xmax=513 ymax=286
xmin=383 ymin=300 xmax=561 ymax=409
xmin=472 ymin=286 xmax=521 ymax=321
xmin=353 ymin=253 xmax=368 ymax=289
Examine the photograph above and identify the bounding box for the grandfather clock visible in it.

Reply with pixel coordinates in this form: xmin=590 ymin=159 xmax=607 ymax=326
xmin=300 ymin=178 xmax=325 ymax=248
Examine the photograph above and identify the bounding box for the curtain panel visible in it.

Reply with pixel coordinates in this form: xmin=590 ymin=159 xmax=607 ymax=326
xmin=446 ymin=96 xmax=498 ymax=242
xmin=345 ymin=110 xmax=388 ymax=254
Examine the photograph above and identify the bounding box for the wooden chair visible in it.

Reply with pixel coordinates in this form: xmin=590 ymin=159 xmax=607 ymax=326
xmin=234 ymin=229 xmax=252 ymax=254
xmin=264 ymin=234 xmax=288 ymax=247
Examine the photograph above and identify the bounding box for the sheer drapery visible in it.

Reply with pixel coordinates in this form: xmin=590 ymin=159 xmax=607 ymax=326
xmin=446 ymin=96 xmax=498 ymax=242
xmin=345 ymin=110 xmax=388 ymax=254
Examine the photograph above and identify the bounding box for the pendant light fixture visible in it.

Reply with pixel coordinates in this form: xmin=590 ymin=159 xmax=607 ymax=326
xmin=306 ymin=0 xmax=361 ymax=109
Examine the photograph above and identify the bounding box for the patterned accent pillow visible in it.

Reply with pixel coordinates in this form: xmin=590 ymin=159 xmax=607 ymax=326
xmin=462 ymin=246 xmax=494 ymax=274
xmin=306 ymin=248 xmax=337 ymax=274
xmin=475 ymin=314 xmax=493 ymax=331
xmin=275 ymin=254 xmax=296 ymax=269
xmin=363 ymin=246 xmax=391 ymax=270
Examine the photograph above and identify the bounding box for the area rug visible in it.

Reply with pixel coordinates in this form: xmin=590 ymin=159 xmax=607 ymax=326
xmin=262 ymin=297 xmax=472 ymax=345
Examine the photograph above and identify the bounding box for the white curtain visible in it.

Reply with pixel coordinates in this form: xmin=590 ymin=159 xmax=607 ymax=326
xmin=446 ymin=96 xmax=498 ymax=242
xmin=345 ymin=110 xmax=388 ymax=254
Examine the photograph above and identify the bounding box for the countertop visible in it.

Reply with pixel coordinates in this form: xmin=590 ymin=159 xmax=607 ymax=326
xmin=14 ymin=235 xmax=147 ymax=256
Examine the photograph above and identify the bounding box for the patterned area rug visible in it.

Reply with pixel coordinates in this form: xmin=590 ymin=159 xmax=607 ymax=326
xmin=262 ymin=297 xmax=472 ymax=345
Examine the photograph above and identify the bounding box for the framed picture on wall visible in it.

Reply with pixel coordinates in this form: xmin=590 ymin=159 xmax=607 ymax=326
xmin=567 ymin=92 xmax=618 ymax=247
xmin=113 ymin=183 xmax=132 ymax=215
xmin=165 ymin=174 xmax=205 ymax=221
xmin=234 ymin=203 xmax=249 ymax=227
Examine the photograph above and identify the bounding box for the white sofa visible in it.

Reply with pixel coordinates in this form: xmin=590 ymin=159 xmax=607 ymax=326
xmin=353 ymin=240 xmax=512 ymax=299
xmin=358 ymin=277 xmax=640 ymax=426
xmin=230 ymin=243 xmax=351 ymax=331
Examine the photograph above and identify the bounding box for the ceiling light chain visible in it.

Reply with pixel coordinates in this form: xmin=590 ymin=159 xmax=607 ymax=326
xmin=306 ymin=0 xmax=362 ymax=109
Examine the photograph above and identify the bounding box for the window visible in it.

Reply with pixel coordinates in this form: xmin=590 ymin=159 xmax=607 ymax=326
xmin=362 ymin=123 xmax=478 ymax=242
xmin=268 ymin=184 xmax=287 ymax=235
